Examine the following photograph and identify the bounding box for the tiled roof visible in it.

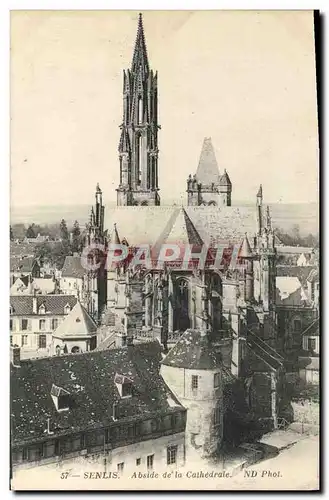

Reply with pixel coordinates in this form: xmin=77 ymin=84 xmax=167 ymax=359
xmin=53 ymin=302 xmax=97 ymax=338
xmin=61 ymin=256 xmax=86 ymax=279
xmin=10 ymin=295 xmax=77 ymax=316
xmin=10 ymin=341 xmax=185 ymax=446
xmin=195 ymin=137 xmax=220 ymax=186
xmin=105 ymin=206 xmax=264 ymax=246
xmin=162 ymin=329 xmax=226 ymax=370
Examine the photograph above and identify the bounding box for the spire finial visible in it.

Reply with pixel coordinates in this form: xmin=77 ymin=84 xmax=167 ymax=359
xmin=131 ymin=12 xmax=149 ymax=74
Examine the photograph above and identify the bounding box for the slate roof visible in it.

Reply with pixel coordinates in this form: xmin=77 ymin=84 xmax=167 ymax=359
xmin=195 ymin=137 xmax=220 ymax=186
xmin=277 ymin=265 xmax=317 ymax=288
xmin=10 ymin=295 xmax=77 ymax=316
xmin=61 ymin=256 xmax=86 ymax=279
xmin=154 ymin=207 xmax=204 ymax=249
xmin=53 ymin=302 xmax=97 ymax=338
xmin=105 ymin=206 xmax=264 ymax=246
xmin=10 ymin=341 xmax=185 ymax=446
xmin=162 ymin=329 xmax=225 ymax=370
xmin=219 ymin=170 xmax=232 ymax=187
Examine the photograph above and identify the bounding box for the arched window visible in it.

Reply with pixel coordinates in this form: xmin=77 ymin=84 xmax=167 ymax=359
xmin=208 ymin=200 xmax=217 ymax=206
xmin=71 ymin=346 xmax=80 ymax=354
xmin=141 ymin=201 xmax=148 ymax=206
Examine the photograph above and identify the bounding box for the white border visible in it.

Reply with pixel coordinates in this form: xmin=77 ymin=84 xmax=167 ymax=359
xmin=2 ymin=2 xmax=326 ymax=499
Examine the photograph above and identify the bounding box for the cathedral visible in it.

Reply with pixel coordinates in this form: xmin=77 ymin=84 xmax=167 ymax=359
xmin=82 ymin=14 xmax=288 ymax=458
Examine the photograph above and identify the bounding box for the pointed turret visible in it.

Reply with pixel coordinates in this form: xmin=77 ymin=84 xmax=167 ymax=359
xmin=131 ymin=13 xmax=149 ymax=76
xmin=118 ymin=127 xmax=131 ymax=154
xmin=196 ymin=137 xmax=220 ymax=186
xmin=219 ymin=169 xmax=232 ymax=187
xmin=110 ymin=223 xmax=121 ymax=245
xmin=266 ymin=205 xmax=272 ymax=230
xmin=239 ymin=234 xmax=253 ymax=259
xmin=257 ymin=184 xmax=263 ymax=205
xmin=89 ymin=206 xmax=96 ymax=227
xmin=188 ymin=138 xmax=232 ymax=207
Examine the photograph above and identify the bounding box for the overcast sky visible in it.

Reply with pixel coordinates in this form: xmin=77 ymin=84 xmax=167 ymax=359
xmin=10 ymin=10 xmax=319 ymax=207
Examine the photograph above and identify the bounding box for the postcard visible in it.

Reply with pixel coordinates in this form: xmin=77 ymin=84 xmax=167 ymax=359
xmin=10 ymin=10 xmax=319 ymax=491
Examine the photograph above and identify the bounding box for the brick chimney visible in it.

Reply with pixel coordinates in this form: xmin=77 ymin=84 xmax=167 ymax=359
xmin=11 ymin=346 xmax=21 ymax=367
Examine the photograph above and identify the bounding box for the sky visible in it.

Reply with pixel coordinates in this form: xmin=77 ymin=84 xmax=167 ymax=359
xmin=10 ymin=10 xmax=319 ymax=208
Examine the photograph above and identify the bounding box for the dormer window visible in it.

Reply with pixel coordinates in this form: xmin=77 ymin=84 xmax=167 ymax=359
xmin=51 ymin=384 xmax=70 ymax=412
xmin=64 ymin=304 xmax=71 ymax=315
xmin=114 ymin=373 xmax=133 ymax=399
xmin=38 ymin=304 xmax=46 ymax=315
xmin=10 ymin=306 xmax=14 ymax=315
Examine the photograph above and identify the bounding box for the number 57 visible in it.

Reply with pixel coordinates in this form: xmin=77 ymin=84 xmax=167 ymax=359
xmin=60 ymin=472 xmax=69 ymax=479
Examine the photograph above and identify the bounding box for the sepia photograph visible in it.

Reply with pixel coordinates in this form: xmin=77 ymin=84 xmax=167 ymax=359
xmin=9 ymin=9 xmax=319 ymax=491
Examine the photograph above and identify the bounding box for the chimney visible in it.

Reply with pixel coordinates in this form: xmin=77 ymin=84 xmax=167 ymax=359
xmin=112 ymin=402 xmax=118 ymax=421
xmin=47 ymin=418 xmax=54 ymax=435
xmin=32 ymin=291 xmax=38 ymax=314
xmin=11 ymin=346 xmax=21 ymax=367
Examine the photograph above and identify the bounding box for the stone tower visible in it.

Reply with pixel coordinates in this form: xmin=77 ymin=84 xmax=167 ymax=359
xmin=187 ymin=137 xmax=232 ymax=207
xmin=116 ymin=14 xmax=160 ymax=206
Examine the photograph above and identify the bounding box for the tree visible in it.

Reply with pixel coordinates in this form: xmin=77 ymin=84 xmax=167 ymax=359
xmin=71 ymin=220 xmax=81 ymax=254
xmin=34 ymin=241 xmax=71 ymax=270
xmin=59 ymin=219 xmax=69 ymax=242
xmin=26 ymin=224 xmax=36 ymax=239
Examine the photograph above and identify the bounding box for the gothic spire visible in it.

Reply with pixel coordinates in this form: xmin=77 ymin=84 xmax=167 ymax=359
xmin=131 ymin=13 xmax=149 ymax=75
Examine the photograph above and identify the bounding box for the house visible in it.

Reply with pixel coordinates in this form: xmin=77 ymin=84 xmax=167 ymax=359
xmin=297 ymin=252 xmax=313 ymax=267
xmin=10 ymin=294 xmax=77 ymax=356
xmin=10 ymin=257 xmax=41 ymax=285
xmin=10 ymin=341 xmax=186 ymax=474
xmin=10 ymin=277 xmax=56 ymax=296
xmin=306 ymin=268 xmax=320 ymax=311
xmin=60 ymin=255 xmax=86 ymax=298
xmin=276 ymin=276 xmax=316 ymax=355
xmin=52 ymin=301 xmax=98 ymax=355
xmin=10 ymin=276 xmax=31 ymax=295
xmin=298 ymin=318 xmax=319 ymax=385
